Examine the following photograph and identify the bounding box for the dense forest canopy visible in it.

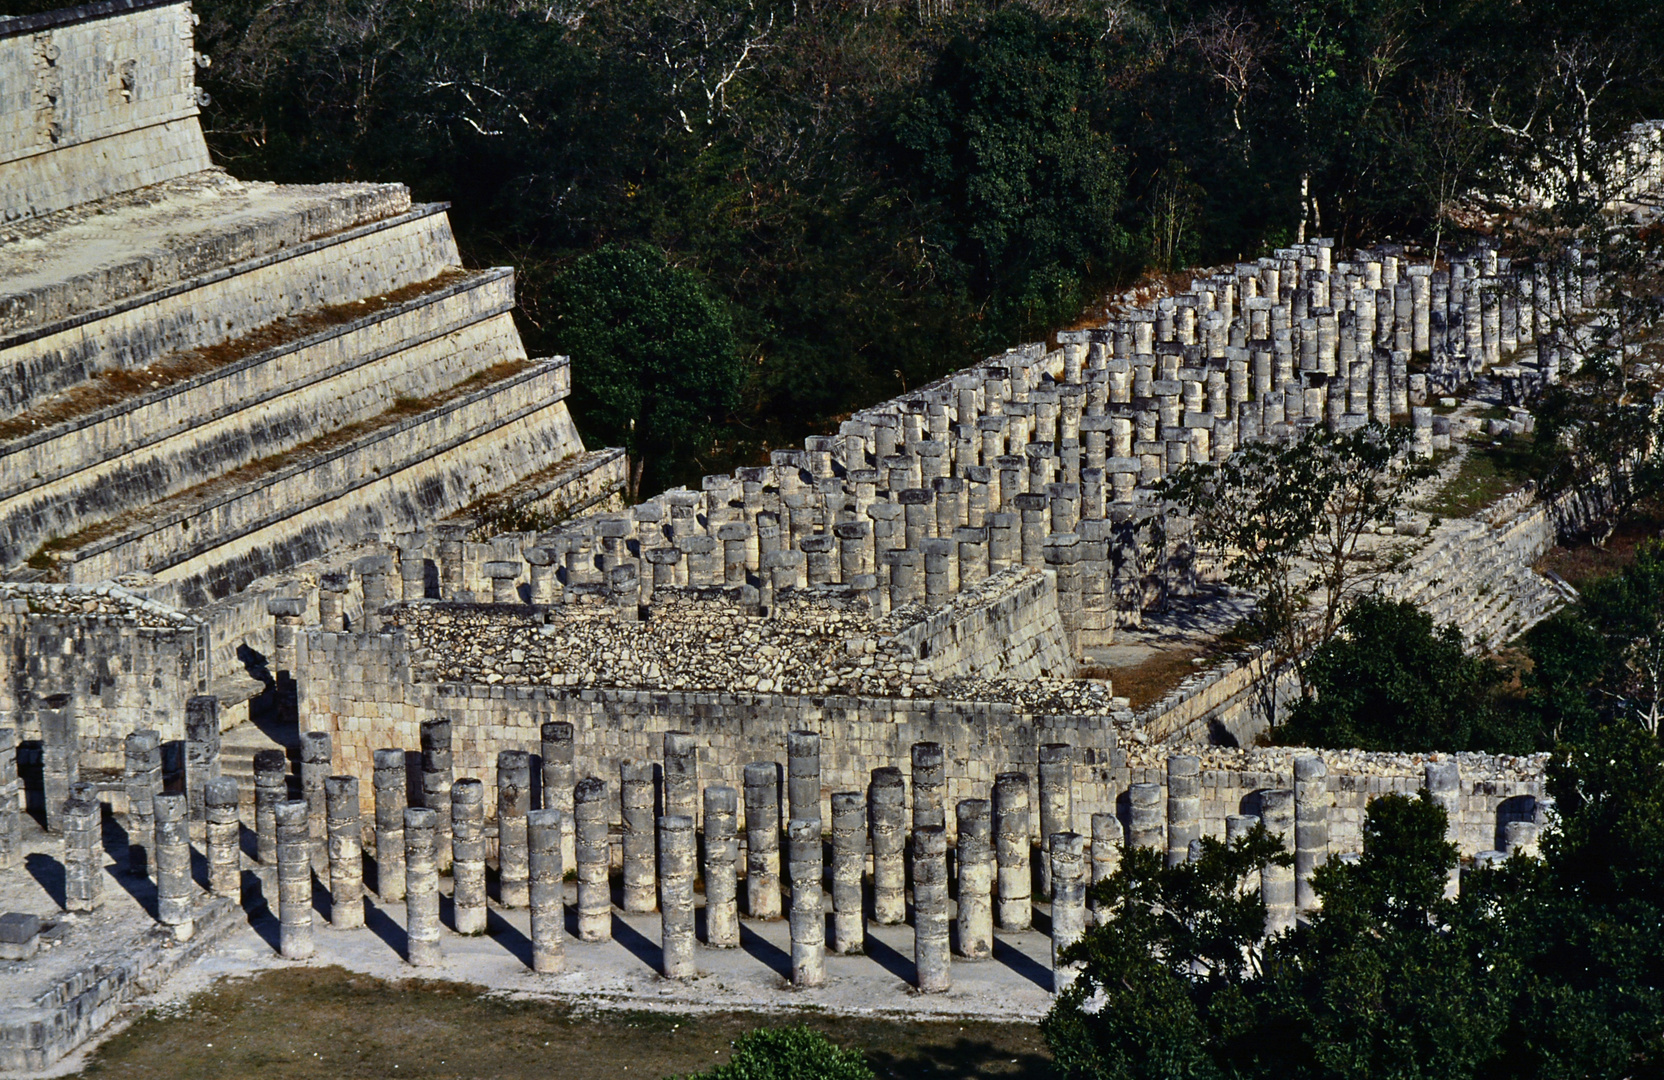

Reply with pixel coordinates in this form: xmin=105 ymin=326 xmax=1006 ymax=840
xmin=47 ymin=0 xmax=1664 ymax=487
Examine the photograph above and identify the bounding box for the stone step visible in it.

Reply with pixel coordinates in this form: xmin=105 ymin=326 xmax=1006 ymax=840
xmin=0 ymin=170 xmax=410 ymax=338
xmin=0 ymin=268 xmax=518 ymax=568
xmin=0 ymin=201 xmax=457 ymax=421
xmin=52 ymin=360 xmax=585 ymax=606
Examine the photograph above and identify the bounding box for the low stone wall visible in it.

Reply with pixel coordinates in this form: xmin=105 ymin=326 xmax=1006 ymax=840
xmin=0 ymin=895 xmax=239 ymax=1072
xmin=888 ymin=567 xmax=1075 ymax=681
xmin=0 ymin=1 xmax=211 ymax=221
xmin=1 ymin=272 xmax=518 ymax=568
xmin=1 ymin=204 xmax=459 ymax=418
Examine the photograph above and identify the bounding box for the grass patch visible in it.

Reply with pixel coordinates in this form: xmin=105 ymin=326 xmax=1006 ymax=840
xmin=0 ymin=268 xmax=473 ymax=443
xmin=1082 ymin=646 xmax=1208 ymax=710
xmin=74 ymin=965 xmax=1052 ymax=1079
xmin=1417 ymin=436 xmax=1539 ymax=520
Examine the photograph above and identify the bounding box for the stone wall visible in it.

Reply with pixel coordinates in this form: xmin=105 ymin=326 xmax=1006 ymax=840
xmin=298 ymin=620 xmax=1541 ymax=857
xmin=1 ymin=270 xmax=518 ymax=568
xmin=0 ymin=582 xmax=206 ymax=770
xmin=0 ymin=0 xmax=212 ymax=221
xmin=888 ymin=567 xmax=1075 ymax=681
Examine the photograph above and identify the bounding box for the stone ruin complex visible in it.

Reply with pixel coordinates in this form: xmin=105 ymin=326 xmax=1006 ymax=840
xmin=2 ymin=0 xmax=1661 ymax=1069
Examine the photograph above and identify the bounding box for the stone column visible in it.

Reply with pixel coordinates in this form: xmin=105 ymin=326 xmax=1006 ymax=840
xmin=911 ymin=742 xmax=946 ymax=830
xmin=1424 ymin=760 xmax=1462 ymax=898
xmin=254 ymin=748 xmax=286 ymax=866
xmin=497 ymin=750 xmax=532 ymax=908
xmin=125 ymin=730 xmax=162 ymax=877
xmin=528 ymin=808 xmax=566 ymax=973
xmin=206 ymin=777 xmax=240 ymax=900
xmin=452 ymin=778 xmax=487 ymax=934
xmin=830 ymin=791 xmax=865 ymax=955
xmin=299 ymin=730 xmax=331 ymax=868
xmin=956 ymin=798 xmax=993 ymax=959
xmin=318 ymin=571 xmax=348 ymax=631
xmin=0 ymin=728 xmax=16 ymax=872
xmin=1260 ymin=789 xmax=1296 ymax=935
xmin=659 ymin=814 xmax=697 ymax=979
xmin=662 ymin=731 xmax=698 ymax=821
xmin=63 ymin=783 xmax=103 ymax=912
xmin=274 ymin=797 xmax=310 ymax=956
xmin=373 ymin=748 xmax=406 ymax=901
xmin=620 ymin=760 xmax=656 ymax=913
xmin=703 ymin=785 xmax=740 ymax=947
xmin=357 ymin=554 xmax=391 ymax=631
xmin=1166 ymin=754 xmax=1201 ymax=868
xmin=786 ymin=817 xmax=826 ymax=988
xmin=787 ymin=731 xmax=821 ymax=827
xmin=420 ymin=718 xmax=454 ymax=872
xmin=404 ymin=806 xmax=442 ymax=966
xmin=885 ymin=549 xmax=921 ymax=610
xmin=1293 ymin=756 xmax=1329 ymax=913
xmin=1050 ymin=832 xmax=1087 ymax=994
xmin=1090 ymin=812 xmax=1121 ymax=927
xmin=540 ymin=721 xmax=576 ymax=872
xmin=1128 ymin=782 xmax=1164 ymax=851
xmin=744 ymin=761 xmax=782 ymax=919
xmin=38 ymin=695 xmax=76 ymax=835
xmin=869 ymin=766 xmax=907 ymax=925
xmin=574 ymin=776 xmax=612 ymax=941
xmin=326 ymin=775 xmax=363 ymax=930
xmin=185 ymin=695 xmax=220 ymax=822
xmin=1038 ymin=744 xmax=1073 ymax=894
xmin=921 ymin=538 xmax=954 ymax=607
xmin=913 ymin=824 xmax=950 ymax=993
xmin=994 ymin=771 xmax=1032 ymax=930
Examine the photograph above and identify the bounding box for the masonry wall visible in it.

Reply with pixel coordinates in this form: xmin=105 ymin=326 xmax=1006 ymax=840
xmin=300 ymin=625 xmax=1540 ymax=855
xmin=0 ymin=589 xmax=207 ymax=771
xmin=68 ymin=363 xmax=585 ymax=603
xmin=890 ymin=568 xmax=1075 ymax=681
xmin=0 ymin=0 xmax=212 ymax=220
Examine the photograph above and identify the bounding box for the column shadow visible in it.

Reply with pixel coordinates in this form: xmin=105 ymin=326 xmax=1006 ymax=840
xmin=26 ymin=852 xmax=66 ymax=910
xmin=859 ymin=932 xmax=916 ymax=987
xmin=992 ymin=935 xmax=1052 ymax=991
xmin=611 ymin=913 xmax=663 ymax=972
xmin=487 ymin=908 xmax=534 ymax=969
xmin=364 ymin=898 xmax=409 ymax=958
xmin=738 ymin=922 xmax=791 ymax=980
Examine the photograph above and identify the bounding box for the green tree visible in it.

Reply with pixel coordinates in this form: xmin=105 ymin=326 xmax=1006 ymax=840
xmin=676 ymin=1026 xmax=874 ymax=1080
xmin=891 ymin=7 xmax=1133 ymax=346
xmin=1274 ymin=596 xmax=1523 ymax=752
xmin=548 ymin=244 xmax=741 ymax=498
xmin=1526 ymin=542 xmax=1664 ymax=739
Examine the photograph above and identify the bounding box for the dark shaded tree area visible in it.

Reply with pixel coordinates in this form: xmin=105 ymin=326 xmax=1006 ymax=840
xmin=128 ymin=0 xmax=1664 ymax=487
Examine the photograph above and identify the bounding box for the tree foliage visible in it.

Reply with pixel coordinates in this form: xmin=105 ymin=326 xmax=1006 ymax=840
xmin=547 ymin=244 xmax=741 ymax=499
xmin=1275 ymin=596 xmax=1526 ymax=753
xmin=180 ymin=0 xmax=1664 ymax=492
xmin=1046 ymin=768 xmax=1664 ymax=1080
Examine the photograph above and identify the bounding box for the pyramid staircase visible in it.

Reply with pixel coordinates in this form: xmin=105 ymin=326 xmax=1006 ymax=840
xmin=0 ymin=0 xmax=618 ymax=615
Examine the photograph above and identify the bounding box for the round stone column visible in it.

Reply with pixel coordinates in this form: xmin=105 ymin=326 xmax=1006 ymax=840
xmin=869 ymin=767 xmax=907 ymax=925
xmin=993 ymin=772 xmax=1032 ymax=931
xmin=703 ymin=785 xmax=740 ymax=947
xmin=830 ymin=791 xmax=866 ymax=955
xmin=574 ymin=776 xmax=612 ymax=941
xmin=275 ymin=798 xmax=312 ymax=958
xmin=955 ymin=798 xmax=993 ymax=959
xmin=373 ymin=748 xmax=406 ymax=901
xmin=659 ymin=814 xmax=697 ymax=978
xmin=205 ymin=777 xmax=241 ymax=900
xmin=404 ymin=807 xmax=442 ymax=966
xmin=497 ymin=750 xmax=532 ymax=908
xmin=912 ymin=824 xmax=950 ymax=993
xmin=325 ymin=775 xmax=364 ymax=930
xmin=1050 ymin=832 xmax=1087 ymax=994
xmin=744 ymin=761 xmax=782 ymax=919
xmin=528 ymin=808 xmax=566 ymax=973
xmin=788 ymin=818 xmax=825 ymax=988
xmin=451 ymin=779 xmax=487 ymax=934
